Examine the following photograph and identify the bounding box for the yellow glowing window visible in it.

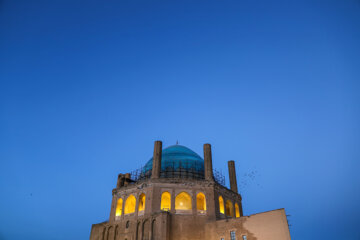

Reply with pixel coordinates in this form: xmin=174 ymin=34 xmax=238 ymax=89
xmin=161 ymin=192 xmax=171 ymax=211
xmin=175 ymin=192 xmax=192 ymax=210
xmin=196 ymin=192 xmax=206 ymax=211
xmin=115 ymin=198 xmax=123 ymax=216
xmin=219 ymin=196 xmax=224 ymax=214
xmin=235 ymin=203 xmax=240 ymax=218
xmin=225 ymin=200 xmax=234 ymax=217
xmin=138 ymin=193 xmax=146 ymax=212
xmin=124 ymin=194 xmax=136 ymax=214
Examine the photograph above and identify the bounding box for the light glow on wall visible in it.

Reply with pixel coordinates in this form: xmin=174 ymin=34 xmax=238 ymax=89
xmin=138 ymin=193 xmax=146 ymax=212
xmin=115 ymin=198 xmax=123 ymax=216
xmin=226 ymin=200 xmax=234 ymax=217
xmin=175 ymin=192 xmax=192 ymax=210
xmin=196 ymin=192 xmax=206 ymax=211
xmin=219 ymin=196 xmax=225 ymax=214
xmin=235 ymin=203 xmax=240 ymax=218
xmin=161 ymin=192 xmax=171 ymax=211
xmin=124 ymin=194 xmax=136 ymax=214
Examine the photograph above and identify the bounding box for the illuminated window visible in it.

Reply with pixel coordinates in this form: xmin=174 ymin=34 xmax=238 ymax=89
xmin=235 ymin=203 xmax=240 ymax=218
xmin=138 ymin=193 xmax=146 ymax=212
xmin=124 ymin=194 xmax=136 ymax=214
xmin=230 ymin=231 xmax=236 ymax=240
xmin=115 ymin=198 xmax=123 ymax=216
xmin=196 ymin=192 xmax=206 ymax=212
xmin=226 ymin=200 xmax=234 ymax=217
xmin=175 ymin=192 xmax=192 ymax=210
xmin=219 ymin=196 xmax=224 ymax=214
xmin=161 ymin=192 xmax=171 ymax=211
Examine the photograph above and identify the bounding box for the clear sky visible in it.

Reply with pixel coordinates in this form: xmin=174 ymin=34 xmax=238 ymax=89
xmin=0 ymin=0 xmax=359 ymax=239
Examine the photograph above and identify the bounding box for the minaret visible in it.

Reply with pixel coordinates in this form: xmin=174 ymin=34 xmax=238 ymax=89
xmin=228 ymin=160 xmax=238 ymax=193
xmin=204 ymin=143 xmax=214 ymax=181
xmin=151 ymin=140 xmax=162 ymax=179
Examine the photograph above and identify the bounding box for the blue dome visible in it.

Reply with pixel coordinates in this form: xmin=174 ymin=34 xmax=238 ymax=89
xmin=143 ymin=145 xmax=204 ymax=174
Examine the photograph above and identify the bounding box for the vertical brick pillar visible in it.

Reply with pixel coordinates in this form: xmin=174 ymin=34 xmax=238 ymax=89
xmin=152 ymin=141 xmax=162 ymax=179
xmin=109 ymin=194 xmax=116 ymax=223
xmin=204 ymin=143 xmax=214 ymax=181
xmin=228 ymin=160 xmax=238 ymax=193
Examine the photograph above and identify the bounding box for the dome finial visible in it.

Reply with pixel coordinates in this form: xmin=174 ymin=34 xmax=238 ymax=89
xmin=176 ymin=140 xmax=179 ymax=145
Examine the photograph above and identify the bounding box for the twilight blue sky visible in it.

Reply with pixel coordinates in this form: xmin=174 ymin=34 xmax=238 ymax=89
xmin=1 ymin=0 xmax=360 ymax=239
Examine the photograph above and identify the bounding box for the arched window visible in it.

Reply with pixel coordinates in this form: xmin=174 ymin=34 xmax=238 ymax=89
xmin=138 ymin=193 xmax=146 ymax=212
xmin=136 ymin=222 xmax=141 ymax=240
xmin=115 ymin=198 xmax=123 ymax=216
xmin=151 ymin=220 xmax=157 ymax=240
xmin=161 ymin=192 xmax=171 ymax=211
xmin=235 ymin=203 xmax=240 ymax=218
xmin=124 ymin=194 xmax=136 ymax=215
xmin=142 ymin=219 xmax=150 ymax=240
xmin=107 ymin=226 xmax=114 ymax=240
xmin=219 ymin=196 xmax=225 ymax=214
xmin=225 ymin=200 xmax=234 ymax=217
xmin=175 ymin=192 xmax=192 ymax=211
xmin=196 ymin=192 xmax=206 ymax=212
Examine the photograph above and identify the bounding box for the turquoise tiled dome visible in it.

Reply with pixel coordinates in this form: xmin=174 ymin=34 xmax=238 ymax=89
xmin=143 ymin=145 xmax=204 ymax=174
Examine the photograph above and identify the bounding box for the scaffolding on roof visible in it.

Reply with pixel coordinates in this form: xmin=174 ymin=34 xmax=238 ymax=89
xmin=129 ymin=163 xmax=226 ymax=187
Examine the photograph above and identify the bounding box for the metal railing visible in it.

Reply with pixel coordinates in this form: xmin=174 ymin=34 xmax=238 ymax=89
xmin=213 ymin=169 xmax=226 ymax=186
xmin=129 ymin=165 xmax=226 ymax=187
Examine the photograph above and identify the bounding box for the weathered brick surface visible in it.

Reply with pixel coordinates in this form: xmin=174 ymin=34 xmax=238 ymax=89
xmin=90 ymin=142 xmax=291 ymax=240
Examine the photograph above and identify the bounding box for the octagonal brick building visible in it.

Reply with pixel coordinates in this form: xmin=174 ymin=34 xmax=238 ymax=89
xmin=89 ymin=141 xmax=291 ymax=240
